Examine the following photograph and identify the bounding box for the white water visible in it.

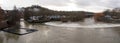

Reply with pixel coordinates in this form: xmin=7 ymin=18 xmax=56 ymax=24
xmin=45 ymin=18 xmax=120 ymax=28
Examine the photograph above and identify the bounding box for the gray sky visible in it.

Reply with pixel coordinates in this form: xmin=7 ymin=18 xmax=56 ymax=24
xmin=0 ymin=0 xmax=120 ymax=12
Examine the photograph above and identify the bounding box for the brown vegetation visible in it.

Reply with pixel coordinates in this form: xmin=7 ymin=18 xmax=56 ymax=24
xmin=94 ymin=8 xmax=120 ymax=23
xmin=94 ymin=13 xmax=105 ymax=22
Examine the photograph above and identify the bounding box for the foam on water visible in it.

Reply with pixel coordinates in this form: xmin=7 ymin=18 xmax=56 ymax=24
xmin=45 ymin=18 xmax=120 ymax=28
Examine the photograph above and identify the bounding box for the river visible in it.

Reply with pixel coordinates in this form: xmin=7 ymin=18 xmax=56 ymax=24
xmin=0 ymin=18 xmax=120 ymax=43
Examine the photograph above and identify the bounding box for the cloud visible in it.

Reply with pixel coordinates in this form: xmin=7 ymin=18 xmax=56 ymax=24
xmin=0 ymin=0 xmax=72 ymax=10
xmin=0 ymin=0 xmax=120 ymax=12
xmin=106 ymin=0 xmax=120 ymax=8
xmin=75 ymin=0 xmax=120 ymax=8
xmin=45 ymin=0 xmax=120 ymax=12
xmin=38 ymin=0 xmax=72 ymax=6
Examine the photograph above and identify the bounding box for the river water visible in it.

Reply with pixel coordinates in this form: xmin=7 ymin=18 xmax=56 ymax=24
xmin=0 ymin=18 xmax=120 ymax=43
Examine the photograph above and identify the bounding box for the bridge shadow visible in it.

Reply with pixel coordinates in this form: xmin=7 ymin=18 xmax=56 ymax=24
xmin=1 ymin=21 xmax=38 ymax=35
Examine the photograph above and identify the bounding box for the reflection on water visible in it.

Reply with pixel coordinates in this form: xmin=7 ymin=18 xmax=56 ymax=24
xmin=0 ymin=18 xmax=120 ymax=43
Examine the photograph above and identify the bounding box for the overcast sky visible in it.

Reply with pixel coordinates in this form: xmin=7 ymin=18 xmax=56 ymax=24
xmin=0 ymin=0 xmax=120 ymax=12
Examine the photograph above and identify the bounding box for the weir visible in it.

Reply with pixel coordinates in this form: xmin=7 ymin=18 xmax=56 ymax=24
xmin=84 ymin=17 xmax=96 ymax=25
xmin=45 ymin=17 xmax=120 ymax=28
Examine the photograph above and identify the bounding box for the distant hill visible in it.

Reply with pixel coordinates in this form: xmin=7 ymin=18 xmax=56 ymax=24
xmin=22 ymin=5 xmax=94 ymax=16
